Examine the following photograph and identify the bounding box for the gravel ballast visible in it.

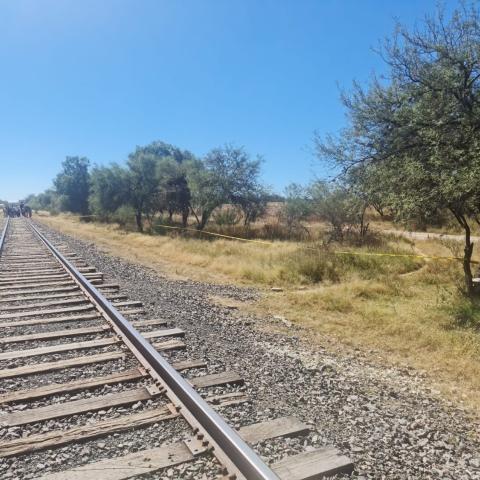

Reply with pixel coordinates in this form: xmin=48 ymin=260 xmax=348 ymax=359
xmin=7 ymin=221 xmax=479 ymax=479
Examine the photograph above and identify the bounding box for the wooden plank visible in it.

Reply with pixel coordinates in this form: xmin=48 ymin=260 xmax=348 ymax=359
xmin=0 ymin=285 xmax=79 ymax=298
xmin=0 ymin=337 xmax=118 ymax=361
xmin=0 ymin=368 xmax=146 ymax=404
xmin=0 ymin=407 xmax=177 ymax=458
xmin=0 ymin=297 xmax=88 ymax=312
xmin=1 ymin=266 xmax=93 ymax=274
xmin=39 ymin=416 xmax=310 ymax=480
xmin=1 ymin=262 xmax=59 ymax=269
xmin=0 ymin=387 xmax=155 ymax=426
xmin=0 ymin=304 xmax=95 ymax=320
xmin=205 ymin=391 xmax=249 ymax=408
xmin=0 ymin=273 xmax=69 ymax=285
xmin=0 ymin=280 xmax=75 ymax=292
xmin=0 ymin=292 xmax=83 ymax=304
xmin=142 ymin=327 xmax=185 ymax=339
xmin=0 ymin=351 xmax=125 ymax=379
xmin=239 ymin=417 xmax=310 ymax=444
xmin=0 ymin=312 xmax=101 ymax=328
xmin=152 ymin=339 xmax=186 ymax=351
xmin=116 ymin=308 xmax=145 ymax=316
xmin=112 ymin=301 xmax=143 ymax=308
xmin=41 ymin=442 xmax=195 ymax=480
xmin=272 ymin=448 xmax=354 ymax=480
xmin=0 ymin=268 xmax=63 ymax=276
xmin=39 ymin=442 xmax=194 ymax=480
xmin=0 ymin=271 xmax=64 ymax=281
xmin=0 ymin=361 xmax=205 ymax=404
xmin=131 ymin=319 xmax=167 ymax=328
xmin=190 ymin=371 xmax=243 ymax=388
xmin=97 ymin=283 xmax=120 ymax=290
xmin=3 ymin=258 xmax=83 ymax=266
xmin=84 ymin=273 xmax=103 ymax=280
xmin=0 ymin=333 xmax=184 ymax=361
xmin=0 ymin=325 xmax=111 ymax=344
xmin=0 ymin=292 xmax=123 ymax=304
xmin=170 ymin=359 xmax=206 ymax=371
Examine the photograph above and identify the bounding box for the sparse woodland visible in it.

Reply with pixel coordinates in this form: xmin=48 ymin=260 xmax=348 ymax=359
xmin=24 ymin=5 xmax=480 ymax=327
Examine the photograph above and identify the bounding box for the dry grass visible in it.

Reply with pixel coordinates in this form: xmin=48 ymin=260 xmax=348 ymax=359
xmin=39 ymin=214 xmax=419 ymax=287
xmin=258 ymin=273 xmax=480 ymax=405
xmin=38 ymin=214 xmax=480 ymax=413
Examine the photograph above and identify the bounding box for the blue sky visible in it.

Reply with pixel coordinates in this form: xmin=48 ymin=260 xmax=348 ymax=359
xmin=0 ymin=0 xmax=459 ymax=201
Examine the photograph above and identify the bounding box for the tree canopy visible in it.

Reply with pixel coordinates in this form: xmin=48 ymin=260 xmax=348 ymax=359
xmin=53 ymin=156 xmax=91 ymax=214
xmin=316 ymin=4 xmax=480 ymax=294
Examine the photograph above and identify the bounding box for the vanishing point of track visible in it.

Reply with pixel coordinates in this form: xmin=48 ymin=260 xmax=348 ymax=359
xmin=0 ymin=217 xmax=353 ymax=480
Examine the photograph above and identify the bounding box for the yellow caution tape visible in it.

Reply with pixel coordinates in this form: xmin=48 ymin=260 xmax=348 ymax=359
xmin=155 ymin=224 xmax=275 ymax=245
xmin=154 ymin=224 xmax=479 ymax=264
xmin=75 ymin=215 xmax=477 ymax=265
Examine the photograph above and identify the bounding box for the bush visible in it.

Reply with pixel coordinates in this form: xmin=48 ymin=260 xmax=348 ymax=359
xmin=446 ymin=297 xmax=480 ymax=331
xmin=112 ymin=205 xmax=136 ymax=228
xmin=286 ymin=247 xmax=340 ymax=283
xmin=212 ymin=207 xmax=242 ymax=226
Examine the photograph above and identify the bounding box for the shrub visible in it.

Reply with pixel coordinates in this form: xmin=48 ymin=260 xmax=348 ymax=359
xmin=446 ymin=297 xmax=480 ymax=331
xmin=212 ymin=207 xmax=242 ymax=226
xmin=112 ymin=205 xmax=136 ymax=228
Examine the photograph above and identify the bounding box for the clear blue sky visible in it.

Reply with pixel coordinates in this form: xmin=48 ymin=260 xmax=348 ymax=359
xmin=0 ymin=0 xmax=460 ymax=201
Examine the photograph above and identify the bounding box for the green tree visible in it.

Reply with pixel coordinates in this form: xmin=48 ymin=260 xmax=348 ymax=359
xmin=53 ymin=156 xmax=91 ymax=214
xmin=309 ymin=182 xmax=368 ymax=242
xmin=237 ymin=185 xmax=268 ymax=227
xmin=130 ymin=141 xmax=195 ymax=228
xmin=316 ymin=4 xmax=480 ymax=295
xmin=126 ymin=152 xmax=160 ymax=232
xmin=89 ymin=164 xmax=129 ymax=220
xmin=156 ymin=157 xmax=191 ymax=227
xmin=280 ymin=183 xmax=312 ymax=235
xmin=133 ymin=140 xmax=195 ymax=164
xmin=26 ymin=189 xmax=61 ymax=213
xmin=187 ymin=145 xmax=264 ymax=230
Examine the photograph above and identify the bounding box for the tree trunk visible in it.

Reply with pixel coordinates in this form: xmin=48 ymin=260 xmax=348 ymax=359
xmin=463 ymin=224 xmax=475 ymax=296
xmin=372 ymin=203 xmax=384 ymax=218
xmin=181 ymin=208 xmax=189 ymax=228
xmin=197 ymin=210 xmax=210 ymax=230
xmin=359 ymin=204 xmax=368 ymax=240
xmin=135 ymin=211 xmax=143 ymax=232
xmin=451 ymin=209 xmax=475 ymax=295
xmin=189 ymin=204 xmax=201 ymax=226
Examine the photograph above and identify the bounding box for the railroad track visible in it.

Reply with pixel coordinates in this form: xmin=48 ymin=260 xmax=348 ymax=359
xmin=0 ymin=217 xmax=353 ymax=480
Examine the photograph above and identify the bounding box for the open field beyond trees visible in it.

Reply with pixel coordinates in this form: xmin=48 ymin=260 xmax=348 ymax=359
xmin=39 ymin=213 xmax=480 ymax=413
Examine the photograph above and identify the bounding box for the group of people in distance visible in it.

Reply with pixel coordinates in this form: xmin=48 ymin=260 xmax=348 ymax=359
xmin=2 ymin=202 xmax=32 ymax=218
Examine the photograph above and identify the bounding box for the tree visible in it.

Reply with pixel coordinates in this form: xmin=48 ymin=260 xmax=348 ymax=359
xmin=26 ymin=189 xmax=61 ymax=213
xmin=316 ymin=4 xmax=480 ymax=295
xmin=89 ymin=164 xmax=129 ymax=220
xmin=187 ymin=145 xmax=264 ymax=230
xmin=126 ymin=152 xmax=160 ymax=232
xmin=129 ymin=141 xmax=195 ymax=229
xmin=54 ymin=156 xmax=90 ymax=214
xmin=132 ymin=140 xmax=195 ymax=164
xmin=156 ymin=157 xmax=191 ymax=227
xmin=237 ymin=185 xmax=268 ymax=227
xmin=280 ymin=183 xmax=312 ymax=235
xmin=309 ymin=181 xmax=368 ymax=242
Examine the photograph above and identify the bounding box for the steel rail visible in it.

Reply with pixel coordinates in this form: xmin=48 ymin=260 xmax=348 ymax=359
xmin=0 ymin=216 xmax=9 ymax=256
xmin=28 ymin=220 xmax=279 ymax=480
